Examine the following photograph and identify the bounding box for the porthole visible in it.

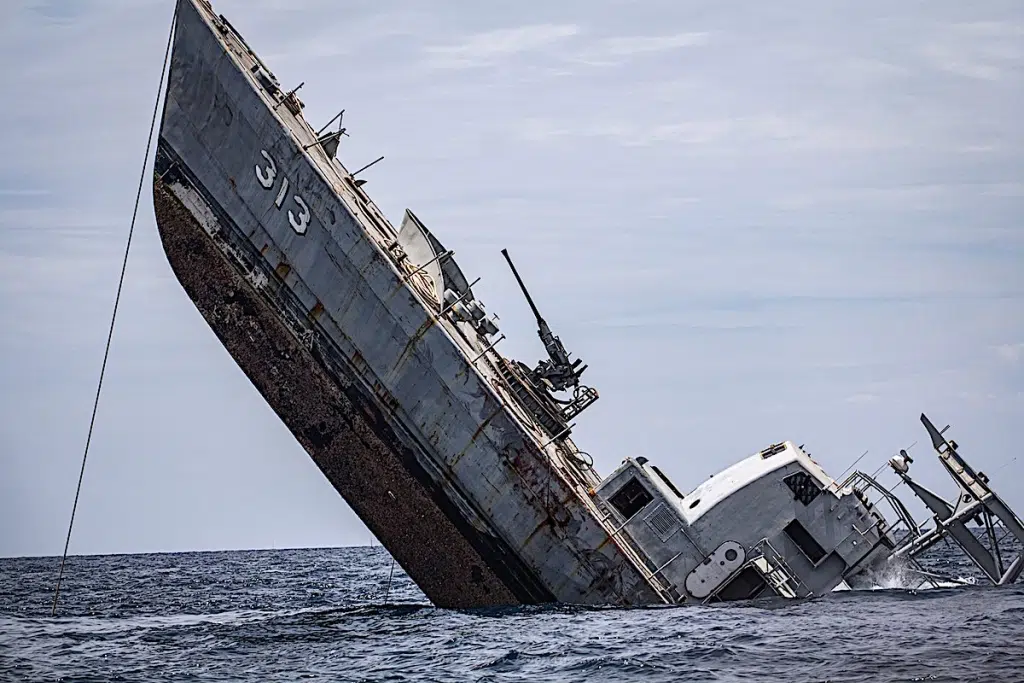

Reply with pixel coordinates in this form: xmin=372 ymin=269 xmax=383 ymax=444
xmin=689 ymin=499 xmax=700 ymax=509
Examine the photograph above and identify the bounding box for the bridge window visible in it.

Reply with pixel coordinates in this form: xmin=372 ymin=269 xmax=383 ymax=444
xmin=609 ymin=477 xmax=654 ymax=519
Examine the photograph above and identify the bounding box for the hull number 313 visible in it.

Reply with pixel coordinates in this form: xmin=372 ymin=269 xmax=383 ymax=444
xmin=255 ymin=150 xmax=310 ymax=235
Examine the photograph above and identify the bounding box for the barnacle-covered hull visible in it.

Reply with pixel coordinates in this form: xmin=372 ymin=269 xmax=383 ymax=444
xmin=153 ymin=0 xmax=667 ymax=608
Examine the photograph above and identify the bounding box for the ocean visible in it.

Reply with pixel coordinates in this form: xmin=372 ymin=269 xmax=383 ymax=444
xmin=2 ymin=544 xmax=1022 ymax=682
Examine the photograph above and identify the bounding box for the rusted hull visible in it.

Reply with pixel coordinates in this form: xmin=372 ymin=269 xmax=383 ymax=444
xmin=151 ymin=0 xmax=668 ymax=609
xmin=153 ymin=177 xmax=540 ymax=608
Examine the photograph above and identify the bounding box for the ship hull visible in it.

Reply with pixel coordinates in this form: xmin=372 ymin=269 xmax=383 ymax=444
xmin=153 ymin=0 xmax=665 ymax=608
xmin=153 ymin=176 xmax=531 ymax=607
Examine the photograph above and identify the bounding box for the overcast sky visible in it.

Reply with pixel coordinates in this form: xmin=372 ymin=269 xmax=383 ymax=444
xmin=1 ymin=0 xmax=1021 ymax=559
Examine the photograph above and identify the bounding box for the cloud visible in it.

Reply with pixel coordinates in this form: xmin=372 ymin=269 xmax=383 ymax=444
xmin=923 ymin=45 xmax=1001 ymax=81
xmin=772 ymin=182 xmax=1024 ymax=211
xmin=954 ymin=21 xmax=1024 ymax=38
xmin=25 ymin=0 xmax=95 ymax=23
xmin=0 ymin=188 xmax=50 ymax=197
xmin=515 ymin=114 xmax=900 ymax=152
xmin=425 ymin=27 xmax=711 ymax=71
xmin=836 ymin=57 xmax=912 ymax=81
xmin=424 ymin=24 xmax=580 ymax=69
xmin=517 ymin=118 xmax=729 ymax=146
xmin=922 ymin=21 xmax=1024 ymax=81
xmin=569 ymin=31 xmax=712 ymax=66
xmin=599 ymin=32 xmax=710 ymax=56
xmin=981 ymin=182 xmax=1024 ymax=197
xmin=258 ymin=8 xmax=428 ymax=63
xmin=995 ymin=343 xmax=1024 ymax=364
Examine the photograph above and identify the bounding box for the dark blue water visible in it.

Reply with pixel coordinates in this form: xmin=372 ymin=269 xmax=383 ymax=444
xmin=2 ymin=544 xmax=1022 ymax=682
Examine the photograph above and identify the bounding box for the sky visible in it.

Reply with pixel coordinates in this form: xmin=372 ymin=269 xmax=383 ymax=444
xmin=0 ymin=0 xmax=1021 ymax=559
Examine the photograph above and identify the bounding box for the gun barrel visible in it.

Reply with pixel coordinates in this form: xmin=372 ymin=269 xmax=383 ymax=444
xmin=501 ymin=248 xmax=546 ymax=325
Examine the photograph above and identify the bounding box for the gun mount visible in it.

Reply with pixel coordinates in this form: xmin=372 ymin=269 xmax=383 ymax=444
xmin=501 ymin=249 xmax=587 ymax=392
xmin=499 ymin=248 xmax=598 ymax=436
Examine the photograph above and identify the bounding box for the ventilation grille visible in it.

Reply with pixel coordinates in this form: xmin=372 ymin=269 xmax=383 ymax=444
xmin=784 ymin=471 xmax=822 ymax=506
xmin=645 ymin=504 xmax=680 ymax=542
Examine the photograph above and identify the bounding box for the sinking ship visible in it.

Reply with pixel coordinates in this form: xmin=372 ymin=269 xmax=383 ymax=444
xmin=152 ymin=0 xmax=1024 ymax=607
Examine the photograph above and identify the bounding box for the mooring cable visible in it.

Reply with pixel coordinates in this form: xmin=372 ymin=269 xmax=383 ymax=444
xmin=50 ymin=5 xmax=177 ymax=617
xmin=383 ymin=556 xmax=397 ymax=606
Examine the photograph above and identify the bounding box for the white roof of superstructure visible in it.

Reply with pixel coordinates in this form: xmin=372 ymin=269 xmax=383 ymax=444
xmin=669 ymin=442 xmax=838 ymax=523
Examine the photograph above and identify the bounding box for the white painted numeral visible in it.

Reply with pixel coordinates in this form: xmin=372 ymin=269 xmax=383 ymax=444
xmin=255 ymin=150 xmax=276 ymax=189
xmin=256 ymin=149 xmax=310 ymax=236
xmin=274 ymin=175 xmax=290 ymax=209
xmin=289 ymin=196 xmax=310 ymax=235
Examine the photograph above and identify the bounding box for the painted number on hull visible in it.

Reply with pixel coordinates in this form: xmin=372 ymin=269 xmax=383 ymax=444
xmin=289 ymin=196 xmax=310 ymax=235
xmin=255 ymin=150 xmax=310 ymax=236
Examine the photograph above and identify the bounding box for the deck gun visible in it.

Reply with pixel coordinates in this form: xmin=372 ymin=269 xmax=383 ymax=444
xmin=501 ymin=248 xmax=588 ymax=392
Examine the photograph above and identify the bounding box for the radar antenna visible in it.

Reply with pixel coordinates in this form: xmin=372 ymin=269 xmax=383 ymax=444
xmin=501 ymin=248 xmax=587 ymax=392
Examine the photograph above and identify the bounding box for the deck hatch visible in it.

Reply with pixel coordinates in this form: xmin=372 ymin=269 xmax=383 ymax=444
xmin=784 ymin=519 xmax=827 ymax=565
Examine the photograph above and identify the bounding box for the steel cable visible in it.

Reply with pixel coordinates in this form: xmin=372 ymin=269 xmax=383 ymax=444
xmin=50 ymin=4 xmax=178 ymax=617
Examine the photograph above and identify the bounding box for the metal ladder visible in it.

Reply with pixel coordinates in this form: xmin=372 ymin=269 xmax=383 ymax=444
xmin=750 ymin=538 xmax=812 ymax=599
xmin=702 ymin=538 xmax=813 ymax=603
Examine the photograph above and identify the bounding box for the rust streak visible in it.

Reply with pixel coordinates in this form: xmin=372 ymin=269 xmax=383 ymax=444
xmin=450 ymin=404 xmax=505 ymax=469
xmin=470 ymin=406 xmax=503 ymax=445
xmin=392 ymin=314 xmax=437 ymax=376
xmin=387 ymin=273 xmax=421 ymax=302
